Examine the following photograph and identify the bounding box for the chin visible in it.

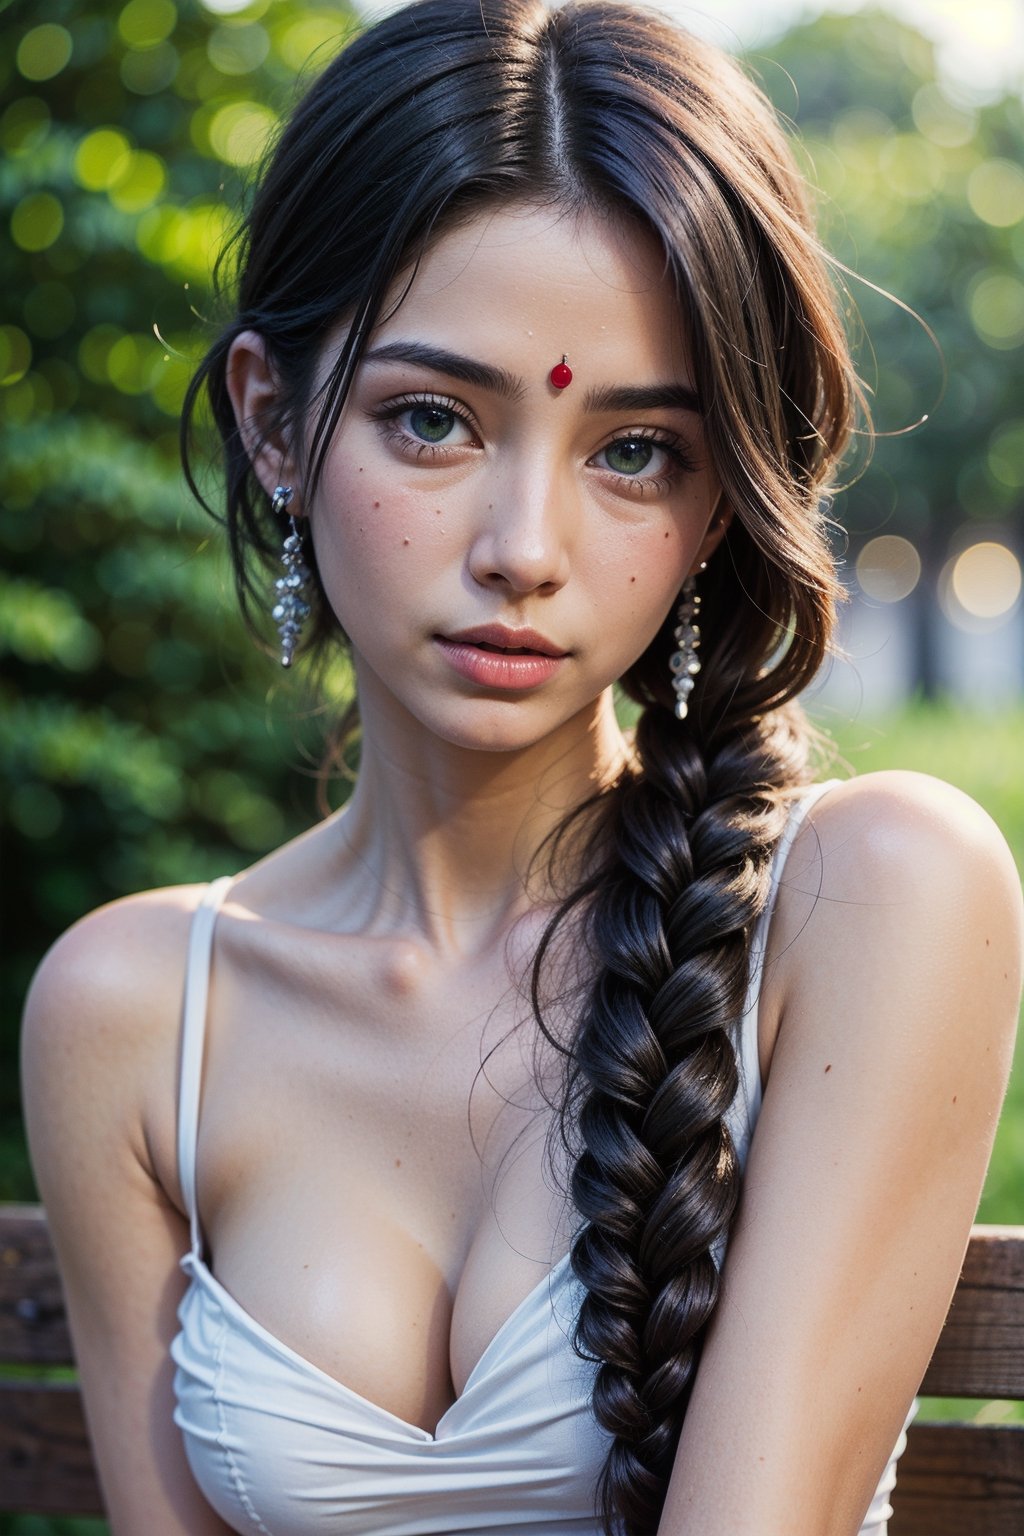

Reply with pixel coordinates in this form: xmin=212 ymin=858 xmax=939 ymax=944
xmin=423 ymin=711 xmax=563 ymax=755
xmin=401 ymin=694 xmax=589 ymax=756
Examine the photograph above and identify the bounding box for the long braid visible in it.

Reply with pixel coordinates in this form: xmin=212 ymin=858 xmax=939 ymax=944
xmin=536 ymin=697 xmax=812 ymax=1536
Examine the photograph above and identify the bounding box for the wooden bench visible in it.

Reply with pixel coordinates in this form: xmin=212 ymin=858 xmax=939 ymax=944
xmin=1 ymin=1204 xmax=1021 ymax=1531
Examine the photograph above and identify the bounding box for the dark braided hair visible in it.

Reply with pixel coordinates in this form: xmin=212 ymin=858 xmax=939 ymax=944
xmin=534 ymin=704 xmax=826 ymax=1533
xmin=182 ymin=3 xmax=857 ymax=1530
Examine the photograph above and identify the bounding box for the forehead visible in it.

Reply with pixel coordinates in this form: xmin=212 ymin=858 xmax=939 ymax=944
xmin=373 ymin=203 xmax=692 ymax=385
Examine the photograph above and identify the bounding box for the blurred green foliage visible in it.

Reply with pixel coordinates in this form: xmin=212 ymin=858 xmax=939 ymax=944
xmin=1 ymin=0 xmax=358 ymax=1184
xmin=1 ymin=0 xmax=1023 ymax=1529
xmin=761 ymin=11 xmax=1024 ymax=685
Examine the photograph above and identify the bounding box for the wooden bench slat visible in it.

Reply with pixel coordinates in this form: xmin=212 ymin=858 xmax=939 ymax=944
xmin=919 ymin=1226 xmax=1024 ymax=1400
xmin=5 ymin=1211 xmax=1024 ymax=1387
xmin=890 ymin=1421 xmax=1024 ymax=1536
xmin=0 ymin=1205 xmax=74 ymax=1364
xmin=0 ymin=1380 xmax=104 ymax=1516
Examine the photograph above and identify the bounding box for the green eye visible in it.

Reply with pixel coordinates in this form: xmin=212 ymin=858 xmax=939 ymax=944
xmin=408 ymin=405 xmax=456 ymax=443
xmin=604 ymin=437 xmax=655 ymax=475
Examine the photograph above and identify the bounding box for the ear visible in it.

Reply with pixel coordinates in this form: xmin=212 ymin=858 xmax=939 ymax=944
xmin=690 ymin=496 xmax=734 ymax=575
xmin=225 ymin=330 xmax=300 ymax=504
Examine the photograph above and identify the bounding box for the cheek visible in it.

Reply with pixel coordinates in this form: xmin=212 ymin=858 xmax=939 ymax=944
xmin=588 ymin=521 xmax=691 ymax=624
xmin=312 ymin=460 xmax=448 ymax=580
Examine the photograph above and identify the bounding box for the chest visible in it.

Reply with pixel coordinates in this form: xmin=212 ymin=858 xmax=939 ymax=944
xmin=164 ymin=921 xmax=578 ymax=1435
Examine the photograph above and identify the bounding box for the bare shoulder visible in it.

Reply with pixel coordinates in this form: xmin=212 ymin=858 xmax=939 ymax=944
xmin=768 ymin=767 xmax=1023 ymax=1072
xmin=24 ymin=882 xmax=209 ymax=1053
xmin=778 ymin=768 xmax=1022 ymax=950
xmin=21 ymin=883 xmax=212 ymax=1189
xmin=797 ymin=768 xmax=1020 ymax=886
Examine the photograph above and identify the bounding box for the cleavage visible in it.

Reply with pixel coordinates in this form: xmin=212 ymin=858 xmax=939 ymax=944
xmin=193 ymin=918 xmax=571 ymax=1431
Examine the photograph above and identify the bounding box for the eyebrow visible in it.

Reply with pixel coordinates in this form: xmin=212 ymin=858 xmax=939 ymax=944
xmin=361 ymin=341 xmax=525 ymax=400
xmin=582 ymin=382 xmax=702 ymax=415
xmin=361 ymin=340 xmax=701 ymax=415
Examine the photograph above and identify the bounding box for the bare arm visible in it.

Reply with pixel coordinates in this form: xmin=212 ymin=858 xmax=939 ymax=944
xmin=21 ymin=891 xmax=237 ymax=1536
xmin=658 ymin=770 xmax=1023 ymax=1536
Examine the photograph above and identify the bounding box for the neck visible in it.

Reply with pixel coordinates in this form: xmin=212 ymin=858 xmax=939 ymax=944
xmin=331 ymin=679 xmax=630 ymax=955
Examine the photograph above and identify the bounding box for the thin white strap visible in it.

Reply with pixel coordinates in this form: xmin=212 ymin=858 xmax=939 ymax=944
xmin=737 ymin=779 xmax=842 ymax=1136
xmin=178 ymin=876 xmax=234 ymax=1257
xmin=764 ymin=778 xmax=840 ymax=917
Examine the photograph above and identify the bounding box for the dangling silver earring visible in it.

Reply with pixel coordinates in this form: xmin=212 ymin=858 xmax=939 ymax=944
xmin=271 ymin=485 xmax=310 ymax=668
xmin=670 ymin=562 xmax=705 ymax=720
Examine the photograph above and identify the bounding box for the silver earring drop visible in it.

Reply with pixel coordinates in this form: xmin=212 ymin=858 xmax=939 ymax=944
xmin=271 ymin=485 xmax=310 ymax=668
xmin=670 ymin=563 xmax=705 ymax=720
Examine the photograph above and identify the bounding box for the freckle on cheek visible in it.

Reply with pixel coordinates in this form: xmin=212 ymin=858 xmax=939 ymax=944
xmin=403 ymin=538 xmax=410 ymax=546
xmin=373 ymin=501 xmax=380 ymax=509
xmin=630 ymin=576 xmax=636 ymax=584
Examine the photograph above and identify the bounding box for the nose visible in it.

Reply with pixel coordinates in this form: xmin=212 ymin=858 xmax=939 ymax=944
xmin=466 ymin=463 xmax=572 ymax=596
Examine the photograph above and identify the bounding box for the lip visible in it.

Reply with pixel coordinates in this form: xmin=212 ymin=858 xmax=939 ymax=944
xmin=442 ymin=624 xmax=568 ymax=658
xmin=434 ymin=625 xmax=569 ymax=691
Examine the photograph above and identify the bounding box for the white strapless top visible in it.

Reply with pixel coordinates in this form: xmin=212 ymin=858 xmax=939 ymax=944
xmin=171 ymin=781 xmax=916 ymax=1533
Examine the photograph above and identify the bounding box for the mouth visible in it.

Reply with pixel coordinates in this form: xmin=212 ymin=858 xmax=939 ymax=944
xmin=442 ymin=624 xmax=568 ymax=658
xmin=473 ymin=640 xmax=546 ymax=655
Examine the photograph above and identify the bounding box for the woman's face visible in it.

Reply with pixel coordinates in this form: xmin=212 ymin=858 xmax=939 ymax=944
xmin=251 ymin=204 xmax=729 ymax=754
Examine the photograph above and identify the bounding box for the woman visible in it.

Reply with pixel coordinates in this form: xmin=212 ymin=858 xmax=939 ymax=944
xmin=21 ymin=2 xmax=1022 ymax=1534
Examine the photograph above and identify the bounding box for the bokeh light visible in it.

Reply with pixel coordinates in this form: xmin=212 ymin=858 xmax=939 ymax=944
xmin=117 ymin=0 xmax=179 ymax=49
xmin=207 ymin=100 xmax=278 ymax=165
xmin=133 ymin=199 xmax=232 ymax=281
xmin=968 ymin=271 xmax=1024 ymax=350
xmin=74 ymin=127 xmax=134 ymax=191
xmin=1 ymin=98 xmax=52 ymax=155
xmin=78 ymin=325 xmax=125 ymax=385
xmin=0 ymin=326 xmax=33 ymax=386
xmin=121 ymin=43 xmax=180 ymax=94
xmin=208 ymin=23 xmax=270 ymax=74
xmin=856 ymin=536 xmax=922 ymax=602
xmin=109 ymin=151 xmax=168 ymax=212
xmin=968 ymin=159 xmax=1024 ymax=229
xmin=988 ymin=422 xmax=1024 ymax=489
xmin=276 ymin=15 xmax=349 ymax=71
xmin=911 ymin=83 xmax=976 ymax=148
xmin=16 ymin=25 xmax=73 ymax=82
xmin=879 ymin=133 xmax=944 ymax=200
xmin=941 ymin=541 xmax=1022 ymax=629
xmin=10 ymin=192 xmax=64 ymax=252
xmin=200 ymin=0 xmax=257 ymax=15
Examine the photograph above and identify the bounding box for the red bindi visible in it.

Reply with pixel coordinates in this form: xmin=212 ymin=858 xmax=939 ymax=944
xmin=549 ymin=355 xmax=573 ymax=389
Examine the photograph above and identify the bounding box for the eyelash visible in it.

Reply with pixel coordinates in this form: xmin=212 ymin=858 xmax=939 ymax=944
xmin=370 ymin=393 xmax=699 ymax=493
xmin=371 ymin=393 xmax=477 ymax=460
xmin=594 ymin=428 xmax=699 ymax=497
